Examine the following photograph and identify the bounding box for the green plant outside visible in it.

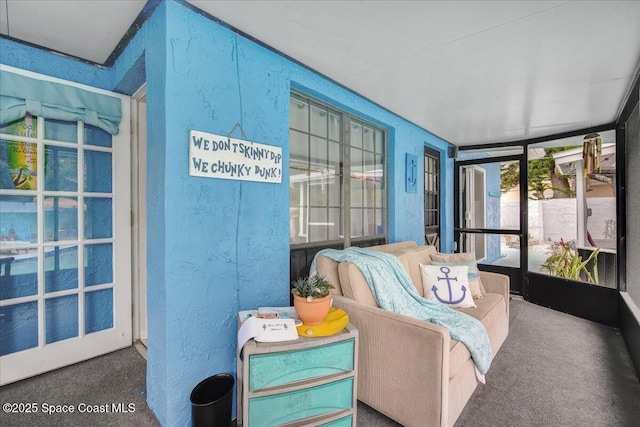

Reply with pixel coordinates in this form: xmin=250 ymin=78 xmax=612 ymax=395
xmin=541 ymin=239 xmax=600 ymax=284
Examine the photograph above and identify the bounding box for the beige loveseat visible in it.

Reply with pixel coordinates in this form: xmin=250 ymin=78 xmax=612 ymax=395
xmin=315 ymin=241 xmax=510 ymax=427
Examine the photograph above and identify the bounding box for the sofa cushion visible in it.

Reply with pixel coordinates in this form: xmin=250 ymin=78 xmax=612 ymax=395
xmin=420 ymin=264 xmax=476 ymax=308
xmin=367 ymin=241 xmax=418 ymax=253
xmin=394 ymin=246 xmax=437 ymax=296
xmin=448 ymin=293 xmax=506 ymax=378
xmin=316 ymin=256 xmax=342 ymax=296
xmin=429 ymin=252 xmax=486 ymax=298
xmin=338 ymin=262 xmax=379 ymax=307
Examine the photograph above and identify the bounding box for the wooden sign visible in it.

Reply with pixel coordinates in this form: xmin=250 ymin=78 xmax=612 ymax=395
xmin=189 ymin=130 xmax=282 ymax=183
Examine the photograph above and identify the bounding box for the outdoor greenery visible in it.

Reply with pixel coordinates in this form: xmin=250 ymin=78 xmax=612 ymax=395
xmin=291 ymin=275 xmax=335 ymax=299
xmin=500 ymin=147 xmax=575 ymax=199
xmin=541 ymin=238 xmax=600 ymax=284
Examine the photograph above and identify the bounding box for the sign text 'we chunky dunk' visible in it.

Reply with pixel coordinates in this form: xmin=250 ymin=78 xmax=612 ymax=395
xmin=189 ymin=130 xmax=282 ymax=184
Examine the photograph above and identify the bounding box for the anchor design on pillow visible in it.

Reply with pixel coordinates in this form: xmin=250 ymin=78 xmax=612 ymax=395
xmin=431 ymin=266 xmax=467 ymax=304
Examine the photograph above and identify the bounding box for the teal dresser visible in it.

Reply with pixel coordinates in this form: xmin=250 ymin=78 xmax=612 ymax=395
xmin=237 ymin=324 xmax=358 ymax=426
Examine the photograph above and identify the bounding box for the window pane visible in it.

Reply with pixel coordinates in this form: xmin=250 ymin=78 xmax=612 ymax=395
xmin=290 ymin=98 xmax=309 ymax=132
xmin=350 ymin=121 xmax=362 ymax=148
xmin=374 ymin=129 xmax=384 ymax=153
xmin=309 ymin=179 xmax=328 ymax=206
xmin=364 ymin=209 xmax=375 ymax=236
xmin=364 ymin=180 xmax=376 ymax=209
xmin=45 ymin=294 xmax=78 ymax=344
xmin=328 ymin=141 xmax=341 ymax=172
xmin=328 ymin=208 xmax=341 ymax=240
xmin=84 ymin=124 xmax=112 ymax=148
xmin=375 ymin=209 xmax=384 ymax=235
xmin=350 ymin=147 xmax=363 ymax=172
xmin=350 ymin=208 xmax=363 ymax=237
xmin=310 ymin=105 xmax=327 ymax=138
xmin=85 ymin=243 xmax=113 ymax=286
xmin=45 ymin=245 xmax=79 ymax=293
xmin=363 ymin=126 xmax=375 ymax=151
xmin=85 ymin=288 xmax=113 ymax=334
xmin=84 ymin=150 xmax=112 ymax=193
xmin=350 ymin=177 xmax=363 ymax=208
xmin=85 ymin=197 xmax=112 ymax=239
xmin=310 ymin=136 xmax=327 ymax=168
xmin=290 ymin=130 xmax=309 ymax=165
xmin=329 ymin=113 xmax=341 ymax=142
xmin=45 ymin=119 xmax=77 ymax=143
xmin=328 ymin=176 xmax=340 ymax=207
xmin=45 ymin=145 xmax=78 ymax=192
xmin=0 ymin=302 xmax=38 ymax=355
xmin=45 ymin=196 xmax=78 ymax=241
xmin=309 ymin=208 xmax=328 ymax=242
xmin=2 ymin=139 xmax=38 ymax=190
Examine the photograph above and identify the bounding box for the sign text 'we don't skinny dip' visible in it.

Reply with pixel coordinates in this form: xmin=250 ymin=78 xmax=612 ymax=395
xmin=189 ymin=130 xmax=282 ymax=184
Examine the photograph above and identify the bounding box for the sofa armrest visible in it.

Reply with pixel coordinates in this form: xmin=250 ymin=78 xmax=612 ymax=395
xmin=332 ymin=295 xmax=450 ymax=427
xmin=479 ymin=271 xmax=510 ymax=318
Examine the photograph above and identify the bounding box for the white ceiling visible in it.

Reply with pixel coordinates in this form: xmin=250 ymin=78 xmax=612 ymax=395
xmin=2 ymin=1 xmax=639 ymax=146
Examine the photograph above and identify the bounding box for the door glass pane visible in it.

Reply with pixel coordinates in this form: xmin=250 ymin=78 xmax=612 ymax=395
xmin=2 ymin=139 xmax=38 ymax=190
xmin=45 ymin=145 xmax=78 ymax=191
xmin=85 ymin=288 xmax=113 ymax=334
xmin=44 ymin=245 xmax=79 ymax=293
xmin=84 ymin=124 xmax=112 ymax=148
xmin=85 ymin=197 xmax=112 ymax=239
xmin=460 ymin=232 xmax=520 ymax=268
xmin=1 ymin=195 xmax=37 ymax=243
xmin=84 ymin=150 xmax=112 ymax=193
xmin=45 ymin=196 xmax=78 ymax=241
xmin=0 ymin=302 xmax=38 ymax=355
xmin=45 ymin=119 xmax=77 ymax=143
xmin=527 ymin=131 xmax=616 ymax=287
xmin=45 ymin=294 xmax=78 ymax=344
xmin=0 ymin=248 xmax=38 ymax=300
xmin=85 ymin=243 xmax=113 ymax=286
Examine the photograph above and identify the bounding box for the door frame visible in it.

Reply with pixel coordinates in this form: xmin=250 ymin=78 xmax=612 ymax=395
xmin=131 ymin=84 xmax=147 ymax=345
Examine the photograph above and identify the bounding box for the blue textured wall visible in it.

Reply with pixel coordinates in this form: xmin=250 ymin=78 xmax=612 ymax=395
xmin=1 ymin=1 xmax=455 ymax=425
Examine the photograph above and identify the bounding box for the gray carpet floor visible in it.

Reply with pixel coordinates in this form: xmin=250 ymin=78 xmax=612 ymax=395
xmin=0 ymin=345 xmax=159 ymax=427
xmin=1 ymin=299 xmax=639 ymax=426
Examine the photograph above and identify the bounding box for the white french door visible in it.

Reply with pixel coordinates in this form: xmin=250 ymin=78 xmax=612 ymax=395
xmin=462 ymin=165 xmax=486 ymax=260
xmin=0 ymin=68 xmax=131 ymax=385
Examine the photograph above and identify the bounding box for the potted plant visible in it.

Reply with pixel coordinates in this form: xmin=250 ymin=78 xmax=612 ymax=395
xmin=291 ymin=275 xmax=335 ymax=326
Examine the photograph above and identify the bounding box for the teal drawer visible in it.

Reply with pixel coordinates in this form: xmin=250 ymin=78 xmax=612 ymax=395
xmin=249 ymin=339 xmax=354 ymax=391
xmin=248 ymin=377 xmax=353 ymax=427
xmin=320 ymin=415 xmax=353 ymax=427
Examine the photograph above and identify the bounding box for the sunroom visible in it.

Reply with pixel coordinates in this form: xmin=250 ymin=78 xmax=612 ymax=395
xmin=0 ymin=1 xmax=639 ymax=426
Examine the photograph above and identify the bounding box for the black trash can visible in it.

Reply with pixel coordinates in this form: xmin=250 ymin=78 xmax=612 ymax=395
xmin=190 ymin=373 xmax=234 ymax=427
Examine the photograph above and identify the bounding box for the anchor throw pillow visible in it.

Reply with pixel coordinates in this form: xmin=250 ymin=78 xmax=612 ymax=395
xmin=419 ymin=264 xmax=476 ymax=308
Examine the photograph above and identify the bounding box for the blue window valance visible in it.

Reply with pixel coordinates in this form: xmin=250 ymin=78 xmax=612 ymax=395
xmin=0 ymin=70 xmax=122 ymax=135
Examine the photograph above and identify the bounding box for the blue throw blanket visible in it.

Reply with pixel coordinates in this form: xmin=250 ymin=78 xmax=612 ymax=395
xmin=310 ymin=247 xmax=492 ymax=375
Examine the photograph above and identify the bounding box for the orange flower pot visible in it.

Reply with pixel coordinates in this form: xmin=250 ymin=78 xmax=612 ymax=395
xmin=293 ymin=294 xmax=332 ymax=326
